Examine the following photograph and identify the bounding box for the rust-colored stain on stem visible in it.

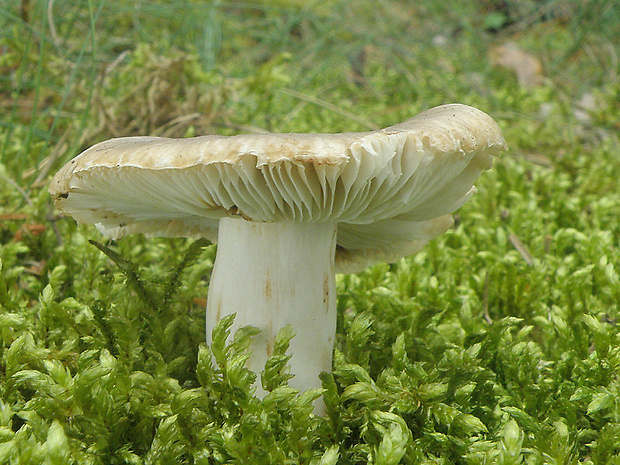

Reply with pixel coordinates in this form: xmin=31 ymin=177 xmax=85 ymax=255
xmin=214 ymin=300 xmax=222 ymax=322
xmin=265 ymin=278 xmax=272 ymax=299
xmin=323 ymin=273 xmax=330 ymax=308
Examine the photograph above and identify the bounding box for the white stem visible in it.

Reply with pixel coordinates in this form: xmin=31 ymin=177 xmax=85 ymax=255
xmin=206 ymin=218 xmax=338 ymax=406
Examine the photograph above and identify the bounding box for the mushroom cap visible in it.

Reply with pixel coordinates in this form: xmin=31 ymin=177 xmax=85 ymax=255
xmin=50 ymin=104 xmax=505 ymax=273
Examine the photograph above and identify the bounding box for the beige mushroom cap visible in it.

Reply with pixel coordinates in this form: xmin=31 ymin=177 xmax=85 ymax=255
xmin=50 ymin=103 xmax=506 ymax=273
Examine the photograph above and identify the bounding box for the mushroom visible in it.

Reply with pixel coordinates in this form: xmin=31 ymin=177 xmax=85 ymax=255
xmin=49 ymin=104 xmax=505 ymax=411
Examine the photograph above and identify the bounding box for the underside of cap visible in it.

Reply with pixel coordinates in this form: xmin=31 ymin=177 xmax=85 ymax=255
xmin=50 ymin=103 xmax=506 ymax=273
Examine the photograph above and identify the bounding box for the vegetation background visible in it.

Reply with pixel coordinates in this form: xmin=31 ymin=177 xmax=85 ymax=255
xmin=1 ymin=0 xmax=619 ymax=463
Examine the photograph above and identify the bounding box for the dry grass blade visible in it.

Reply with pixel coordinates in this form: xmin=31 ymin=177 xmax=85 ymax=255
xmin=509 ymin=233 xmax=535 ymax=267
xmin=25 ymin=128 xmax=71 ymax=188
xmin=280 ymin=89 xmax=380 ymax=130
xmin=0 ymin=172 xmax=33 ymax=206
xmin=90 ymin=47 xmax=225 ymax=140
xmin=0 ymin=213 xmax=29 ymax=221
xmin=519 ymin=152 xmax=555 ymax=168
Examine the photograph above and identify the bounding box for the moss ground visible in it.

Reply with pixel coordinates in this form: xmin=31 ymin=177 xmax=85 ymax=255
xmin=1 ymin=0 xmax=619 ymax=463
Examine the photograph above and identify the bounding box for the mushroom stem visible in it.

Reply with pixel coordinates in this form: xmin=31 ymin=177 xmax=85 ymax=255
xmin=206 ymin=217 xmax=338 ymax=404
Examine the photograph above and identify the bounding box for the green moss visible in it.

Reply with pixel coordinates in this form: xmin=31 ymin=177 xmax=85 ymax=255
xmin=1 ymin=0 xmax=619 ymax=462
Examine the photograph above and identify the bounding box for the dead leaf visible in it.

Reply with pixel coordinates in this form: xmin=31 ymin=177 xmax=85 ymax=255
xmin=20 ymin=0 xmax=31 ymax=22
xmin=13 ymin=223 xmax=46 ymax=242
xmin=573 ymin=92 xmax=597 ymax=124
xmin=490 ymin=43 xmax=544 ymax=88
xmin=24 ymin=261 xmax=46 ymax=276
